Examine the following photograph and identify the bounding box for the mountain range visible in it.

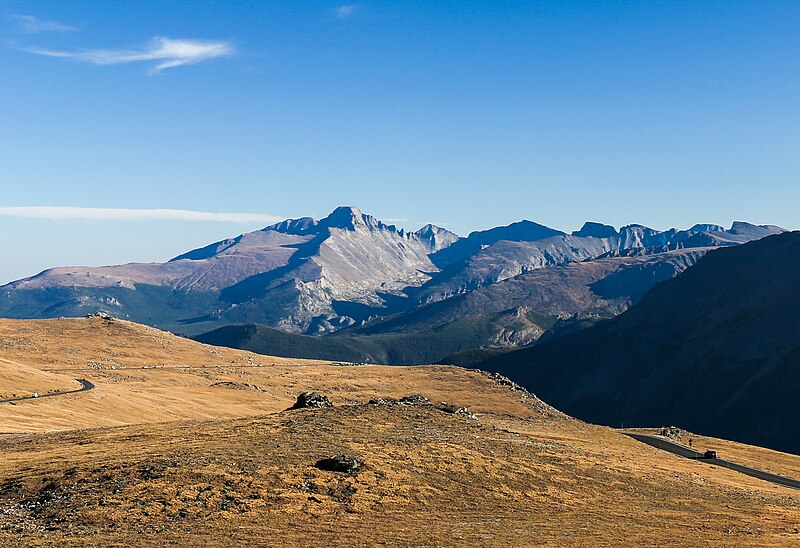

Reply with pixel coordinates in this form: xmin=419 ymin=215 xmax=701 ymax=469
xmin=467 ymin=231 xmax=800 ymax=454
xmin=0 ymin=206 xmax=784 ymax=363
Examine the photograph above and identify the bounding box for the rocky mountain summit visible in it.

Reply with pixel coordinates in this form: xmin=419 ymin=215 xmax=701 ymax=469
xmin=0 ymin=207 xmax=784 ymax=352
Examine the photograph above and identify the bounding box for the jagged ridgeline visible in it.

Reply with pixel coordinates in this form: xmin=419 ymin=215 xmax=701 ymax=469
xmin=0 ymin=206 xmax=784 ymax=364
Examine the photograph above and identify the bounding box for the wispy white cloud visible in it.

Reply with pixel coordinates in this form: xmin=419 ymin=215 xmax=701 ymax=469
xmin=10 ymin=14 xmax=76 ymax=33
xmin=0 ymin=207 xmax=282 ymax=224
xmin=334 ymin=5 xmax=360 ymax=18
xmin=20 ymin=37 xmax=234 ymax=74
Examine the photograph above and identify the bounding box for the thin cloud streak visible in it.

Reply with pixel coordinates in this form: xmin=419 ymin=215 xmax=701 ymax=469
xmin=10 ymin=14 xmax=76 ymax=33
xmin=21 ymin=37 xmax=234 ymax=73
xmin=334 ymin=5 xmax=359 ymax=18
xmin=0 ymin=207 xmax=282 ymax=224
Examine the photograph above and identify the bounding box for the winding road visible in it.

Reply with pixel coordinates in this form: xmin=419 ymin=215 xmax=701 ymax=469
xmin=0 ymin=379 xmax=95 ymax=404
xmin=624 ymin=432 xmax=800 ymax=491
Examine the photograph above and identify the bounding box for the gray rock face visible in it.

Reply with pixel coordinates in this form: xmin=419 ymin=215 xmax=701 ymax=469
xmin=415 ymin=224 xmax=460 ymax=252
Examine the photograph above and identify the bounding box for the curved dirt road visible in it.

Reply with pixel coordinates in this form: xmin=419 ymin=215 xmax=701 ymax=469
xmin=0 ymin=379 xmax=95 ymax=404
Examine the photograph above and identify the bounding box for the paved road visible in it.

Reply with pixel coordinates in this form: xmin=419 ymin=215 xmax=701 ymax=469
xmin=0 ymin=379 xmax=95 ymax=404
xmin=624 ymin=432 xmax=800 ymax=491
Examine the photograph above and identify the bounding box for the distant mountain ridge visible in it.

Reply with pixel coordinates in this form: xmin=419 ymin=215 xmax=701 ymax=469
xmin=0 ymin=207 xmax=784 ymax=361
xmin=467 ymin=231 xmax=800 ymax=453
xmin=414 ymin=219 xmax=784 ymax=305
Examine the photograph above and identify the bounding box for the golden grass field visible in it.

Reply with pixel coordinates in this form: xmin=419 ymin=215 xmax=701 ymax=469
xmin=0 ymin=317 xmax=798 ymax=546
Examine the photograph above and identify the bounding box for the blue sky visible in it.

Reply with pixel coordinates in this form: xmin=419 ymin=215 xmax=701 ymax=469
xmin=1 ymin=1 xmax=799 ymax=283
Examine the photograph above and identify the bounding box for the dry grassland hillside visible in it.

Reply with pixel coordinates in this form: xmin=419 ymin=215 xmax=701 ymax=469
xmin=0 ymin=317 xmax=798 ymax=545
xmin=0 ymin=317 xmax=541 ymax=432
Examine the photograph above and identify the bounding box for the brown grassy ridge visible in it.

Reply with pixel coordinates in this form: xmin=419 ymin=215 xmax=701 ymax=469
xmin=0 ymin=317 xmax=544 ymax=432
xmin=0 ymin=317 xmax=798 ymax=545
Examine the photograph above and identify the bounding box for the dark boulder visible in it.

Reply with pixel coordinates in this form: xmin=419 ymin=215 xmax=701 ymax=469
xmin=436 ymin=403 xmax=478 ymax=420
xmin=291 ymin=392 xmax=333 ymax=409
xmin=314 ymin=455 xmax=363 ymax=474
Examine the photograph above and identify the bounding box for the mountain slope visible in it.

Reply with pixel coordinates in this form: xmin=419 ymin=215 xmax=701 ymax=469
xmin=470 ymin=231 xmax=800 ymax=453
xmin=194 ymin=306 xmax=552 ymax=365
xmin=415 ymin=221 xmax=783 ymax=304
xmin=0 ymin=207 xmax=456 ymax=334
xmin=194 ymin=249 xmax=708 ymax=365
xmin=349 ymin=248 xmax=706 ymax=336
xmin=0 ymin=207 xmax=784 ymax=344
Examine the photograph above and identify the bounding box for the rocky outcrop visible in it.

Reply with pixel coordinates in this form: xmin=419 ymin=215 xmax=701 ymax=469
xmin=436 ymin=403 xmax=477 ymax=420
xmin=290 ymin=392 xmax=333 ymax=409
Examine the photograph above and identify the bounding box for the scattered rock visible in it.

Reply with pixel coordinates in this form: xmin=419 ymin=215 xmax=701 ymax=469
xmin=291 ymin=392 xmax=333 ymax=409
xmin=85 ymin=312 xmax=114 ymax=320
xmin=487 ymin=372 xmax=526 ymax=391
xmin=476 ymin=370 xmax=565 ymax=418
xmin=660 ymin=426 xmax=684 ymax=440
xmin=314 ymin=455 xmax=363 ymax=474
xmin=210 ymin=382 xmax=265 ymax=392
xmin=368 ymin=394 xmax=430 ymax=406
xmin=436 ymin=403 xmax=477 ymax=420
xmin=399 ymin=394 xmax=430 ymax=405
